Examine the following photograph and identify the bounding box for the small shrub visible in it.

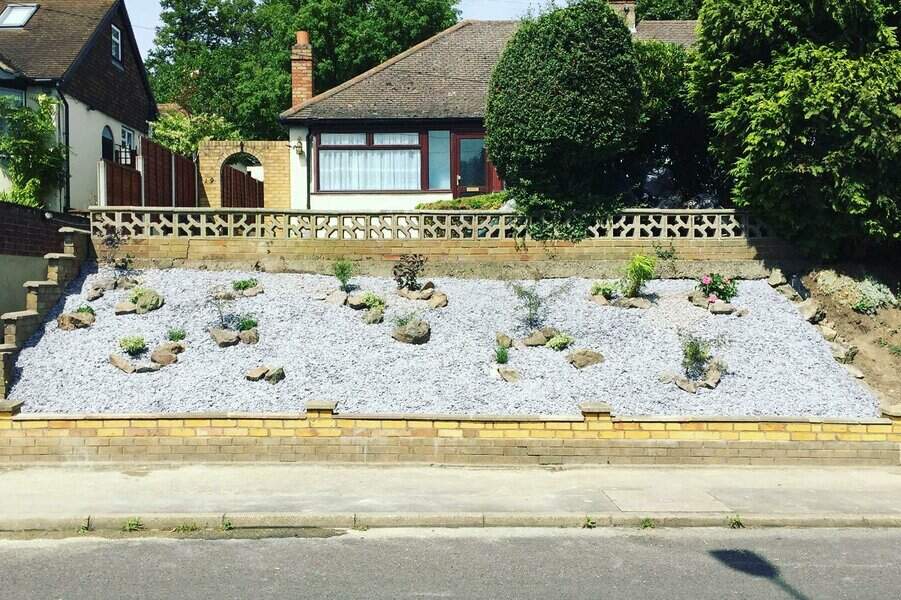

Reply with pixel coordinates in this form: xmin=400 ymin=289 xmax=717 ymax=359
xmin=639 ymin=517 xmax=656 ymax=530
xmin=393 ymin=254 xmax=427 ymax=290
xmin=590 ymin=281 xmax=618 ymax=300
xmin=77 ymin=517 xmax=92 ymax=534
xmin=119 ymin=336 xmax=147 ymax=356
xmin=236 ymin=314 xmax=258 ymax=332
xmin=173 ymin=522 xmax=199 ymax=533
xmin=545 ymin=333 xmax=574 ymax=351
xmin=232 ymin=278 xmax=259 ymax=292
xmin=121 ymin=517 xmax=144 ymax=532
xmin=75 ymin=305 xmax=95 ymax=315
xmin=495 ymin=346 xmax=509 ymax=364
xmin=393 ymin=312 xmax=417 ymax=327
xmin=509 ymin=280 xmax=571 ymax=330
xmin=621 ymin=254 xmax=656 ymax=298
xmin=889 ymin=344 xmax=901 ymax=358
xmin=167 ymin=328 xmax=187 ymax=342
xmin=207 ymin=286 xmax=234 ymax=328
xmin=852 ymin=277 xmax=897 ymax=315
xmin=333 ymin=259 xmax=354 ymax=292
xmin=415 ymin=192 xmax=508 ymax=210
xmin=697 ymin=273 xmax=738 ymax=304
xmin=360 ymin=291 xmax=386 ymax=310
xmin=220 ymin=515 xmax=233 ymax=531
xmin=681 ymin=335 xmax=711 ymax=379
xmin=728 ymin=514 xmax=745 ymax=529
xmin=582 ymin=516 xmax=597 ymax=529
xmin=653 ymin=241 xmax=678 ymax=278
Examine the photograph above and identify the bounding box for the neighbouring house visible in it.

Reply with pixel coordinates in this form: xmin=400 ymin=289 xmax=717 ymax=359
xmin=0 ymin=0 xmax=156 ymax=212
xmin=279 ymin=1 xmax=697 ymax=211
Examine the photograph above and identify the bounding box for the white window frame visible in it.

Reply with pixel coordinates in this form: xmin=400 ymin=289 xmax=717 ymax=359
xmin=0 ymin=4 xmax=38 ymax=28
xmin=111 ymin=24 xmax=122 ymax=63
xmin=121 ymin=126 xmax=135 ymax=150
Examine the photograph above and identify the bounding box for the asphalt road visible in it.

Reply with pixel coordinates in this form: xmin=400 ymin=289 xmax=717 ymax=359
xmin=1 ymin=528 xmax=898 ymax=599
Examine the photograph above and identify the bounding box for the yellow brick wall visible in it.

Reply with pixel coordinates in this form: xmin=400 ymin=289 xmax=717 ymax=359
xmin=197 ymin=141 xmax=291 ymax=209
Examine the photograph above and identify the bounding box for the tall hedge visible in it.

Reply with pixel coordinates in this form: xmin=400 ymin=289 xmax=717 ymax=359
xmin=690 ymin=0 xmax=901 ymax=254
xmin=485 ymin=0 xmax=641 ymax=237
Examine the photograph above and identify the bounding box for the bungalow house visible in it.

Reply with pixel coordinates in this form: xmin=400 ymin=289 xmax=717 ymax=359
xmin=280 ymin=1 xmax=696 ymax=211
xmin=0 ymin=0 xmax=156 ymax=212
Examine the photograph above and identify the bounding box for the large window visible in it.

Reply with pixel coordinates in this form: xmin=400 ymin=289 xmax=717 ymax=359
xmin=0 ymin=4 xmax=37 ymax=28
xmin=428 ymin=131 xmax=450 ymax=190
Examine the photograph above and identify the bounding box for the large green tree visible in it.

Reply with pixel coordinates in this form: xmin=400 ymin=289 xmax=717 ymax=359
xmin=147 ymin=0 xmax=458 ymax=140
xmin=690 ymin=0 xmax=901 ymax=253
xmin=636 ymin=0 xmax=701 ymax=21
xmin=485 ymin=0 xmax=641 ymax=238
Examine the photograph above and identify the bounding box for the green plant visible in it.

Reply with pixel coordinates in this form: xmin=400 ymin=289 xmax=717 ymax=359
xmin=545 ymin=333 xmax=574 ymax=351
xmin=149 ymin=111 xmax=239 ymax=155
xmin=510 ymin=279 xmax=571 ymax=330
xmin=333 ymin=259 xmax=354 ymax=292
xmin=582 ymin=516 xmax=597 ymax=529
xmin=851 ymin=277 xmax=897 ymax=315
xmin=621 ymin=254 xmax=656 ymax=298
xmin=415 ymin=192 xmax=508 ymax=211
xmin=890 ymin=345 xmax=901 ymax=358
xmin=236 ymin=314 xmax=258 ymax=332
xmin=681 ymin=335 xmax=711 ymax=380
xmin=697 ymin=273 xmax=738 ymax=304
xmin=639 ymin=517 xmax=656 ymax=529
xmin=173 ymin=522 xmax=200 ymax=533
xmin=728 ymin=514 xmax=745 ymax=529
xmin=393 ymin=312 xmax=417 ymax=327
xmin=0 ymin=95 xmax=67 ymax=208
xmin=220 ymin=515 xmax=233 ymax=531
xmin=495 ymin=346 xmax=509 ymax=364
xmin=360 ymin=291 xmax=386 ymax=311
xmin=75 ymin=305 xmax=95 ymax=315
xmin=232 ymin=278 xmax=258 ymax=292
xmin=122 ymin=517 xmax=144 ymax=532
xmin=393 ymin=254 xmax=427 ymax=290
xmin=77 ymin=517 xmax=92 ymax=534
xmin=167 ymin=328 xmax=187 ymax=342
xmin=119 ymin=336 xmax=147 ymax=357
xmin=485 ymin=0 xmax=641 ymax=240
xmin=590 ymin=281 xmax=618 ymax=300
xmin=652 ymin=240 xmax=680 ymax=278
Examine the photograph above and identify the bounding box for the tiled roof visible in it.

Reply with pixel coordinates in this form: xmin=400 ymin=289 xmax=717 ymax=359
xmin=0 ymin=0 xmax=116 ymax=79
xmin=634 ymin=20 xmax=698 ymax=47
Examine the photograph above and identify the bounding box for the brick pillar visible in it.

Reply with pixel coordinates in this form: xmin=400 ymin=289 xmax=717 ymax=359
xmin=609 ymin=1 xmax=636 ymax=32
xmin=291 ymin=31 xmax=314 ymax=108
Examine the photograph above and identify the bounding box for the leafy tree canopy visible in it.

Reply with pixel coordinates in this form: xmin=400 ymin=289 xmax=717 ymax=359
xmin=149 ymin=112 xmax=240 ymax=156
xmin=485 ymin=0 xmax=641 ymax=238
xmin=636 ymin=0 xmax=701 ymax=21
xmin=147 ymin=0 xmax=458 ymax=140
xmin=690 ymin=0 xmax=901 ymax=254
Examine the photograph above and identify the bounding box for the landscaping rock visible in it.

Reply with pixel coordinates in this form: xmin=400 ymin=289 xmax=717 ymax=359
xmin=817 ymin=323 xmax=838 ymax=342
xmin=325 ymin=290 xmax=348 ymax=306
xmin=428 ymin=292 xmax=448 ymax=308
xmin=777 ymin=284 xmax=801 ymax=302
xmin=245 ymin=366 xmax=269 ymax=382
xmin=347 ymin=292 xmax=369 ymax=310
xmin=496 ymin=332 xmax=513 ymax=349
xmin=114 ymin=302 xmax=137 ymax=316
xmin=242 ymin=285 xmax=264 ymax=297
xmin=238 ymin=328 xmax=260 ymax=345
xmin=830 ymin=341 xmax=858 ymax=364
xmin=797 ymin=298 xmax=825 ymax=323
xmin=86 ymin=287 xmax=105 ymax=301
xmin=497 ymin=367 xmax=521 ymax=383
xmin=658 ymin=371 xmax=677 ymax=384
xmin=567 ymin=349 xmax=604 ymax=369
xmin=522 ymin=331 xmax=547 ymax=347
xmin=540 ymin=326 xmax=560 ymax=340
xmin=109 ymin=354 xmax=135 ymax=374
xmin=709 ymin=301 xmax=735 ymax=315
xmin=115 ymin=276 xmax=139 ymax=290
xmin=614 ymin=297 xmax=652 ymax=309
xmin=701 ymin=361 xmax=723 ymax=389
xmin=768 ymin=269 xmax=787 ymax=287
xmin=736 ymin=308 xmax=750 ymax=317
xmin=150 ymin=348 xmax=178 ymax=366
xmin=675 ymin=376 xmax=698 ymax=394
xmin=134 ymin=362 xmax=162 ymax=374
xmin=213 ymin=289 xmax=237 ymax=301
xmin=688 ymin=289 xmax=709 ymax=308
xmin=422 ymin=281 xmax=435 ymax=291
xmin=843 ymin=364 xmax=865 ymax=379
xmin=209 ymin=328 xmax=240 ymax=348
xmin=591 ymin=294 xmax=610 ymax=306
xmin=131 ymin=289 xmax=164 ymax=314
xmin=362 ymin=306 xmax=384 ymax=324
xmin=159 ymin=341 xmax=187 ymax=354
xmin=513 ymin=340 xmax=527 ymax=351
xmin=57 ymin=312 xmax=94 ymax=331
xmin=391 ymin=320 xmax=431 ymax=345
xmin=264 ymin=367 xmax=286 ymax=384
xmin=94 ymin=277 xmax=116 ymax=291
xmin=417 ymin=287 xmax=434 ymax=300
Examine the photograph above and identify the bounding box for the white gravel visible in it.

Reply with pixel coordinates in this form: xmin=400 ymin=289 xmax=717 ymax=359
xmin=10 ymin=266 xmax=880 ymax=418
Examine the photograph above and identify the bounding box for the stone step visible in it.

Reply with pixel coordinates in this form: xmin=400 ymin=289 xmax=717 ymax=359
xmin=59 ymin=226 xmax=91 ymax=260
xmin=23 ymin=281 xmax=61 ymax=314
xmin=1 ymin=310 xmax=41 ymax=347
xmin=44 ymin=253 xmax=80 ymax=285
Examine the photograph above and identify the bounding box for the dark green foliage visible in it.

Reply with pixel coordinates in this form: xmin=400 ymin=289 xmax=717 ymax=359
xmin=236 ymin=315 xmax=258 ymax=332
xmin=119 ymin=336 xmax=147 ymax=357
xmin=75 ymin=306 xmax=95 ymax=315
xmin=232 ymin=278 xmax=259 ymax=292
xmin=681 ymin=335 xmax=710 ymax=379
xmin=167 ymin=328 xmax=187 ymax=342
xmin=393 ymin=254 xmax=427 ymax=290
xmin=333 ymin=259 xmax=354 ymax=291
xmin=690 ymin=0 xmax=901 ymax=254
xmin=415 ymin=192 xmax=508 ymax=210
xmin=636 ymin=0 xmax=701 ymax=21
xmin=485 ymin=0 xmax=641 ymax=238
xmin=495 ymin=346 xmax=509 ymax=364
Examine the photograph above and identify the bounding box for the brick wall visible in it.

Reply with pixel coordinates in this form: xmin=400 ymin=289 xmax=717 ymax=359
xmin=0 ymin=204 xmax=85 ymax=258
xmin=2 ymin=401 xmax=899 ymax=466
xmin=197 ymin=141 xmax=291 ymax=209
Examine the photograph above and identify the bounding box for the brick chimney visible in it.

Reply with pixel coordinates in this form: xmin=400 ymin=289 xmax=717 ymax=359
xmin=291 ymin=31 xmax=314 ymax=107
xmin=609 ymin=1 xmax=636 ymax=32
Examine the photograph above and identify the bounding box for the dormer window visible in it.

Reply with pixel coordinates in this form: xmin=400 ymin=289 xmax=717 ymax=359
xmin=0 ymin=4 xmax=37 ymax=28
xmin=111 ymin=24 xmax=122 ymax=63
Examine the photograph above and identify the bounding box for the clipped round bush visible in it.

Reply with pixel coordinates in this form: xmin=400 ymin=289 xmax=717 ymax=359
xmin=485 ymin=0 xmax=641 ymax=237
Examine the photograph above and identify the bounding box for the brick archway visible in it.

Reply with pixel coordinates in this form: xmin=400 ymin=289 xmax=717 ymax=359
xmin=198 ymin=140 xmax=290 ymax=208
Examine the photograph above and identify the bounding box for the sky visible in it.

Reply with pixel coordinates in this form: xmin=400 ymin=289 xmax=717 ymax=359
xmin=127 ymin=0 xmax=540 ymax=58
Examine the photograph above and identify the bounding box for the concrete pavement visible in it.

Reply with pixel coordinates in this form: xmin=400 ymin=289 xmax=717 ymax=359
xmin=2 ymin=528 xmax=900 ymax=599
xmin=2 ymin=464 xmax=901 ymax=531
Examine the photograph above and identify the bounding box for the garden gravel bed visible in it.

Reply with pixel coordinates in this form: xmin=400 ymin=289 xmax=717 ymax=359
xmin=11 ymin=266 xmax=879 ymax=417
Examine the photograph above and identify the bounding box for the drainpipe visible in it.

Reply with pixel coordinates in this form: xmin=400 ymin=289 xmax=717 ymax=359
xmin=58 ymin=91 xmax=71 ymax=213
xmin=306 ymin=129 xmax=312 ymax=210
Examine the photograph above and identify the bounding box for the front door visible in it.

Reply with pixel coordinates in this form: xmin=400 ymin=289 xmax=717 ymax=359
xmin=452 ymin=134 xmax=489 ymax=198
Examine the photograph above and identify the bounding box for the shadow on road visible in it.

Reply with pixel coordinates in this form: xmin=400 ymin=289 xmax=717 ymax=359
xmin=710 ymin=549 xmax=810 ymax=600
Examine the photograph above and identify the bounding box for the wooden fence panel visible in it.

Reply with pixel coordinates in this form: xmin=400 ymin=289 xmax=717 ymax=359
xmin=103 ymin=161 xmax=142 ymax=207
xmin=140 ymin=138 xmax=173 ymax=207
xmin=221 ymin=166 xmax=264 ymax=208
xmin=173 ymin=154 xmax=196 ymax=207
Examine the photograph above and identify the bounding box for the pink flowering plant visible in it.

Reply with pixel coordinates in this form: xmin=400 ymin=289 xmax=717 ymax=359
xmin=696 ymin=273 xmax=738 ymax=303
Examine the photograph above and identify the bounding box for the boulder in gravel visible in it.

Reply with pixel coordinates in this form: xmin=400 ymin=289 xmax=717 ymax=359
xmin=239 ymin=328 xmax=260 ymax=345
xmin=94 ymin=277 xmax=116 ymax=291
xmin=674 ymin=376 xmax=697 ymax=394
xmin=242 ymin=285 xmax=264 ymax=298
xmin=131 ymin=288 xmax=164 ymax=314
xmin=210 ymin=328 xmax=239 ymax=348
xmin=591 ymin=294 xmax=610 ymax=306
xmin=708 ymin=301 xmax=735 ymax=315
xmin=134 ymin=362 xmax=162 ymax=374
xmin=57 ymin=312 xmax=94 ymax=331
xmin=391 ymin=320 xmax=431 ymax=345
xmin=658 ymin=371 xmax=677 ymax=384
xmin=346 ymin=292 xmax=369 ymax=310
xmin=777 ymin=285 xmax=801 ymax=302
xmin=817 ymin=323 xmax=838 ymax=342
xmin=362 ymin=306 xmax=384 ymax=324
xmin=109 ymin=354 xmax=135 ymax=374
xmin=567 ymin=349 xmax=604 ymax=369
xmin=522 ymin=331 xmax=547 ymax=347
xmin=422 ymin=281 xmax=435 ymax=291
xmin=114 ymin=302 xmax=137 ymax=316
xmin=540 ymin=326 xmax=560 ymax=340
xmin=159 ymin=341 xmax=187 ymax=354
xmin=496 ymin=332 xmax=513 ymax=349
xmin=150 ymin=348 xmax=178 ymax=366
xmin=688 ymin=290 xmax=709 ymax=309
xmin=428 ymin=292 xmax=448 ymax=309
xmin=797 ymin=298 xmax=825 ymax=324
xmin=245 ymin=366 xmax=269 ymax=382
xmin=213 ymin=289 xmax=237 ymax=301
xmin=613 ymin=297 xmax=652 ymax=309
xmin=768 ymin=269 xmax=788 ymax=287
xmin=265 ymin=367 xmax=286 ymax=384
xmin=701 ymin=361 xmax=724 ymax=389
xmin=86 ymin=287 xmax=105 ymax=302
xmin=115 ymin=276 xmax=140 ymax=290
xmin=325 ymin=290 xmax=348 ymax=306
xmin=497 ymin=367 xmax=521 ymax=383
xmin=830 ymin=341 xmax=858 ymax=364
